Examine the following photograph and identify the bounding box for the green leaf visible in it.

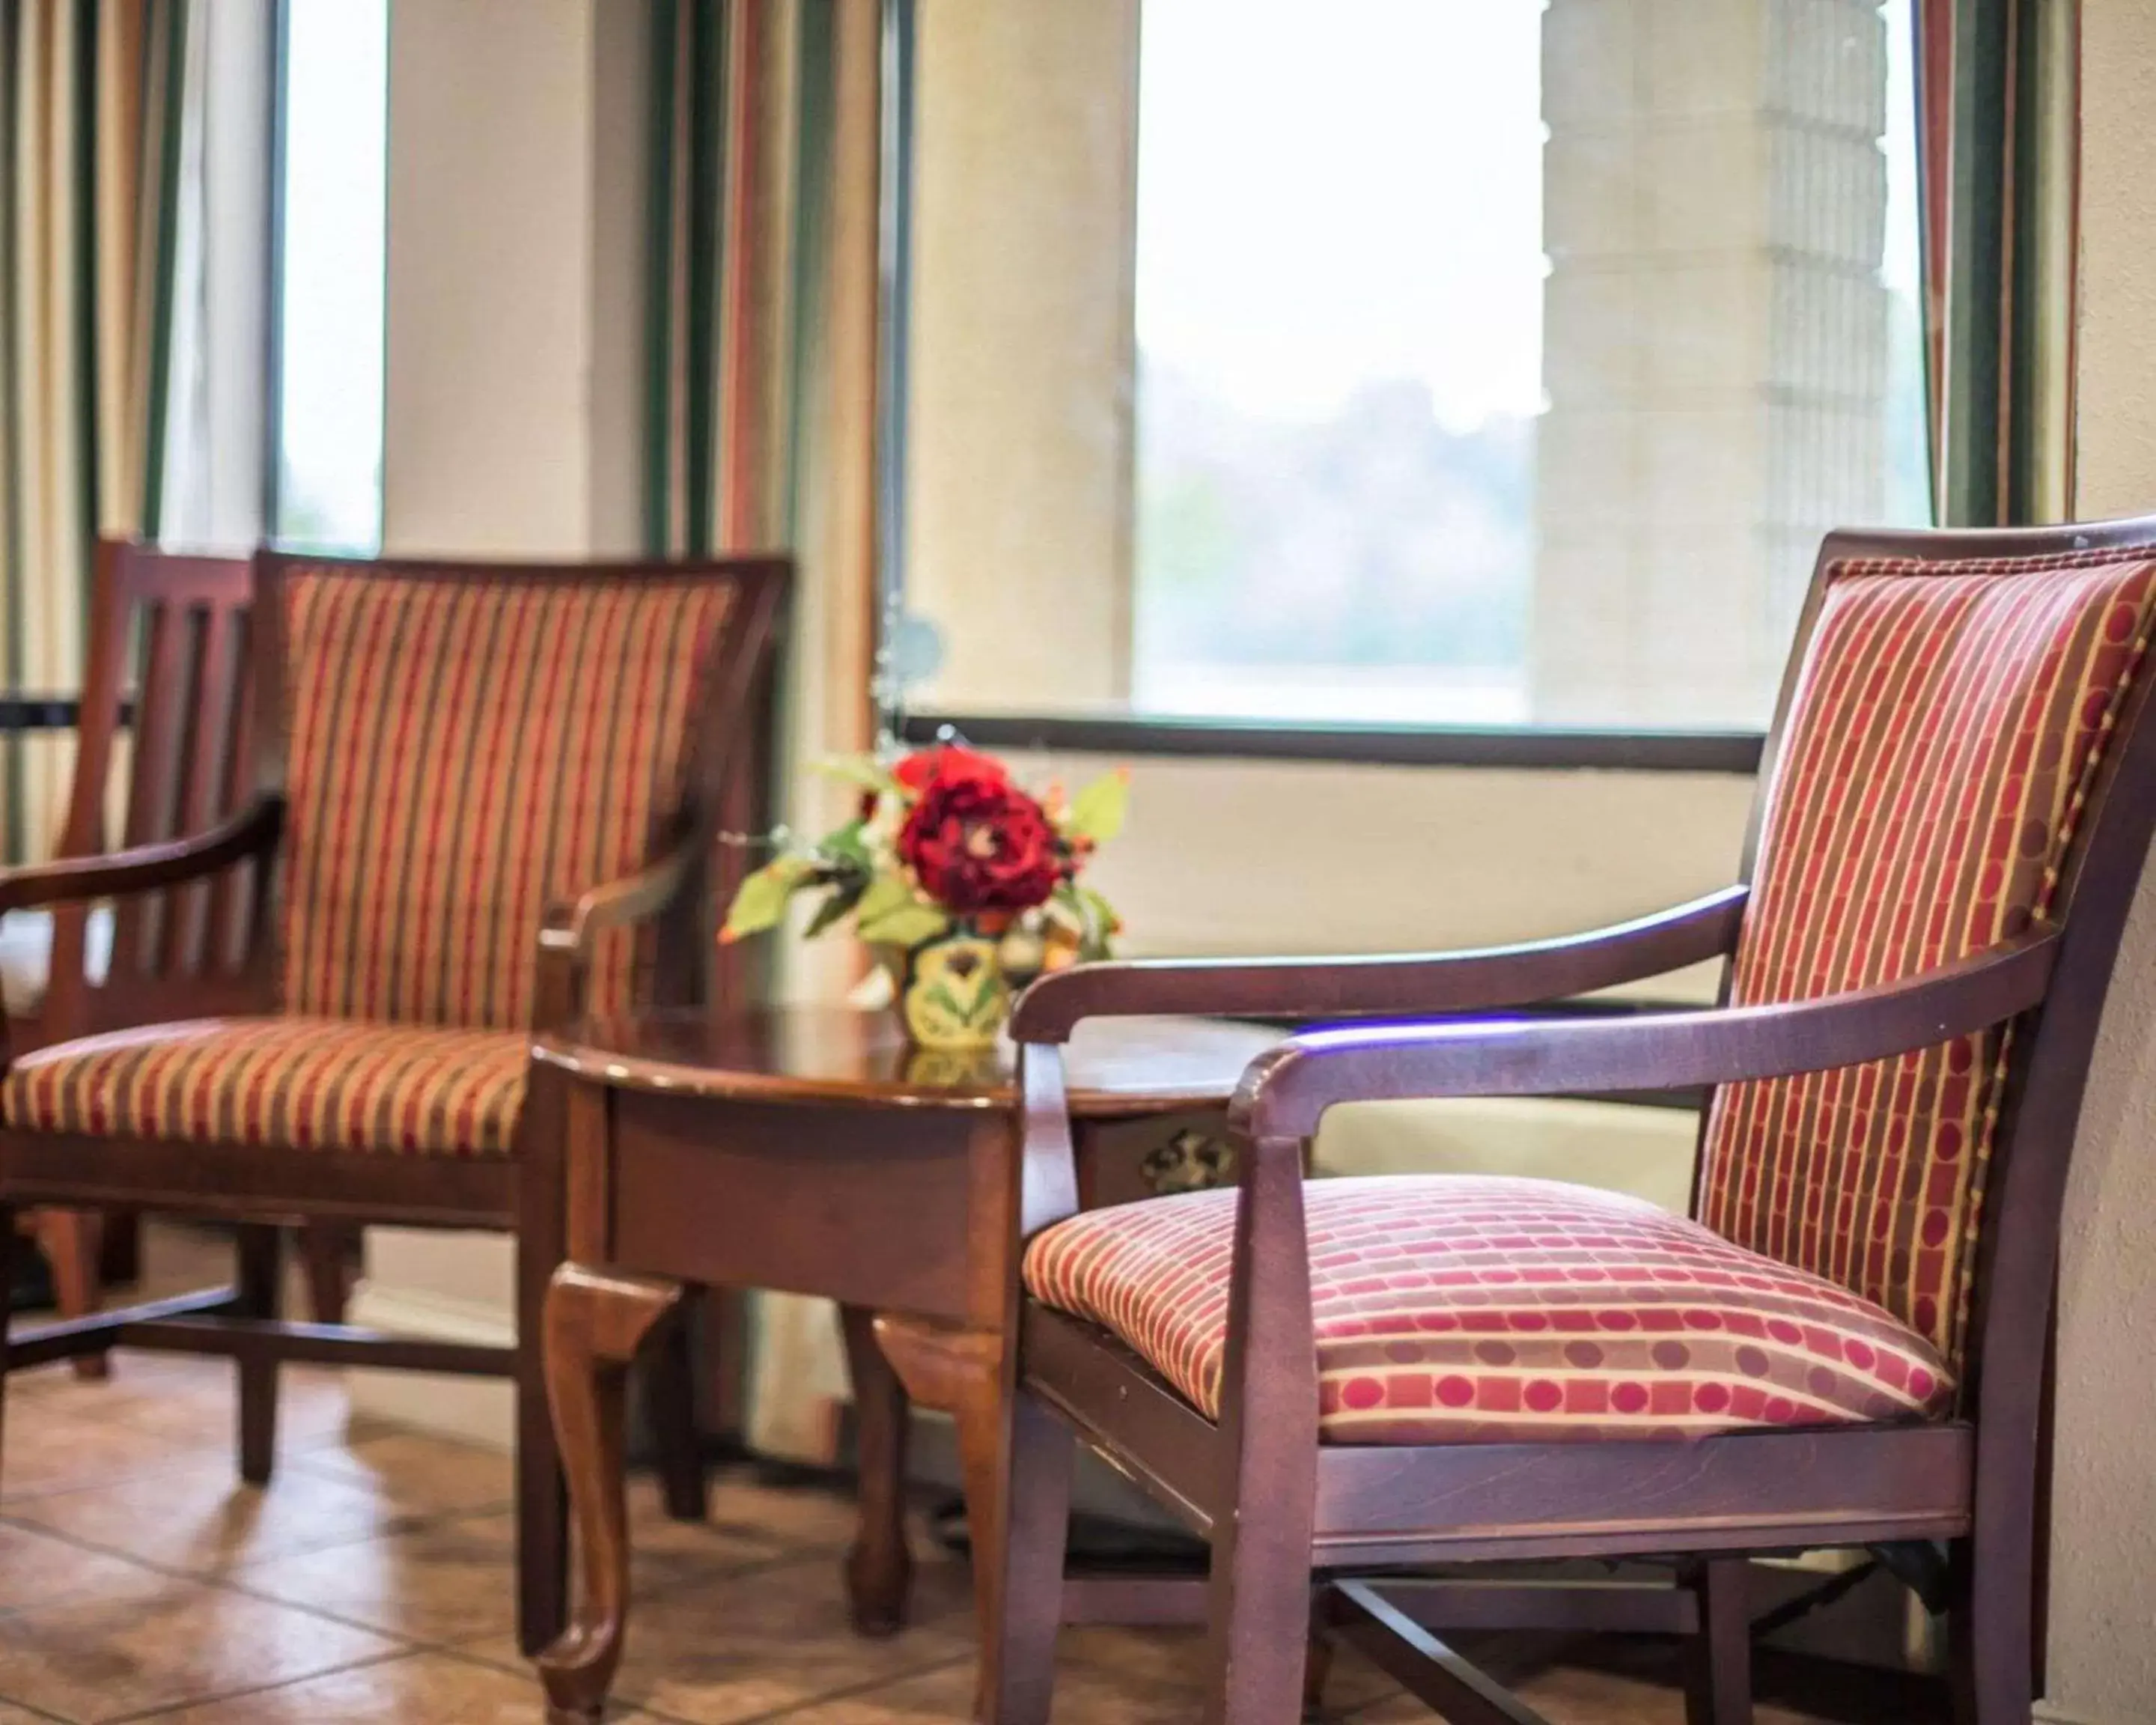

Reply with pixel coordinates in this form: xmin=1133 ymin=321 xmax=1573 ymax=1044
xmin=820 ymin=820 xmax=874 ymax=869
xmin=1077 ymin=884 xmax=1121 ymax=959
xmin=1062 ymin=770 xmax=1130 ymax=844
xmin=855 ymin=874 xmax=952 ymax=947
xmin=722 ymin=857 xmax=813 ymax=941
xmin=814 ymin=755 xmax=900 ymax=797
xmin=857 ymin=898 xmax=951 ymax=950
xmin=853 ymin=873 xmax=916 ymax=927
xmin=801 ymin=871 xmax=871 ymax=939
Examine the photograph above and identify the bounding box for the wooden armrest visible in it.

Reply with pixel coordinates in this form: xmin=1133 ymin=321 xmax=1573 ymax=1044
xmin=533 ymin=835 xmax=701 ymax=1032
xmin=1008 ymin=886 xmax=1749 ymax=1043
xmin=538 ymin=836 xmax=698 ymax=967
xmin=1229 ymin=926 xmax=2060 ymax=1140
xmin=0 ymin=797 xmax=283 ymax=916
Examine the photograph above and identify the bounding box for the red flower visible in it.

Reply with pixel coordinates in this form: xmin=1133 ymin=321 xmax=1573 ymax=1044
xmin=894 ymin=743 xmax=1008 ymax=794
xmin=898 ymin=771 xmax=1063 ymax=916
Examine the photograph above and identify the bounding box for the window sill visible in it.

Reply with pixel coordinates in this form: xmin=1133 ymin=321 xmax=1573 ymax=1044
xmin=900 ymin=711 xmax=1764 ymax=774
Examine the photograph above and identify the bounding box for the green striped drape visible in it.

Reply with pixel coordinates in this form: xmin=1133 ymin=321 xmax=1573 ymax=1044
xmin=0 ymin=0 xmax=189 ymax=864
xmin=648 ymin=0 xmax=872 ymax=563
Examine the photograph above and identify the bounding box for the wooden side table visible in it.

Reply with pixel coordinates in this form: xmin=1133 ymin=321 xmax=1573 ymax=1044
xmin=529 ymin=1005 xmax=1278 ymax=1723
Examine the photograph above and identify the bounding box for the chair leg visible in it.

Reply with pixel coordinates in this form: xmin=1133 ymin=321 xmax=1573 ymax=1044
xmin=984 ymin=1387 xmax=1074 ymax=1725
xmin=299 ymin=1222 xmax=356 ymax=1325
xmin=516 ymin=1227 xmax=570 ymax=1657
xmin=1203 ymin=1488 xmax=1316 ymax=1725
xmin=234 ymin=1224 xmax=283 ymax=1485
xmin=0 ymin=1206 xmax=16 ymax=1476
xmin=1684 ymin=1558 xmax=1753 ymax=1725
xmin=39 ymin=1211 xmax=109 ymax=1381
xmin=642 ymin=1298 xmax=708 ymax=1522
xmin=1951 ymin=1512 xmax=2036 ymax=1725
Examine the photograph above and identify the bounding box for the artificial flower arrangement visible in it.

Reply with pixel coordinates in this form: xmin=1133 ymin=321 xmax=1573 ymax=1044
xmin=722 ymin=742 xmax=1127 ymax=1048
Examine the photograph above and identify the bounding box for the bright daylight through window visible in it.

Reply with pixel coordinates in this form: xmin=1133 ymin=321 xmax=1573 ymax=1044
xmin=272 ymin=0 xmax=389 ymax=554
xmin=900 ymin=0 xmax=1931 ymax=734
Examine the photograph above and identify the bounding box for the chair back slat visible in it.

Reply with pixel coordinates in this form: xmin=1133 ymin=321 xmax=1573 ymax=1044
xmin=200 ymin=605 xmax=259 ymax=976
xmin=45 ymin=544 xmax=264 ymax=1042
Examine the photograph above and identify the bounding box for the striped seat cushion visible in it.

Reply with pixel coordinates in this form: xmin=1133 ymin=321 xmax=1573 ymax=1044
xmin=277 ymin=566 xmax=736 ymax=1030
xmin=0 ymin=1018 xmax=528 ymax=1157
xmin=1023 ymin=1176 xmax=1951 ymax=1444
xmin=1697 ymin=550 xmax=2156 ymax=1364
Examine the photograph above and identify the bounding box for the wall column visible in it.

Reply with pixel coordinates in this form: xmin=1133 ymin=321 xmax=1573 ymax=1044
xmin=1533 ymin=0 xmax=1892 ymax=725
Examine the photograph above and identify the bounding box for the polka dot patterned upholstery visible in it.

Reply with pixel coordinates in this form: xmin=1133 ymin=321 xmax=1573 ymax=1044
xmin=1023 ymin=1177 xmax=1951 ymax=1445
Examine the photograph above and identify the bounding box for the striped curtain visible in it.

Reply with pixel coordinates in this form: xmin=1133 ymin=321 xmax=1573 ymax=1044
xmin=0 ymin=0 xmax=190 ymax=864
xmin=646 ymin=0 xmax=894 ymax=1463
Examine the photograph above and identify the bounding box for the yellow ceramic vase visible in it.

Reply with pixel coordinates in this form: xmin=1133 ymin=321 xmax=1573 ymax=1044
xmin=890 ymin=931 xmax=1013 ymax=1050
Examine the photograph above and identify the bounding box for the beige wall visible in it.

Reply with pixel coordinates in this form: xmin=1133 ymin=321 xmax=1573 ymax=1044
xmin=1035 ymin=750 xmax=1749 ymax=981
xmin=2044 ymin=4 xmax=2156 ymax=1718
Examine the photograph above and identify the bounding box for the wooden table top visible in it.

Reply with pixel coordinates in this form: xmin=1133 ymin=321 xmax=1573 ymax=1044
xmin=532 ymin=1005 xmax=1283 ymax=1117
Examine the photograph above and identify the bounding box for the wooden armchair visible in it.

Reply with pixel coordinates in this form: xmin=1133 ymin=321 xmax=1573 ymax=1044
xmin=6 ymin=544 xmax=264 ymax=1363
xmin=0 ymin=547 xmax=788 ymax=1656
xmin=984 ymin=517 xmax=2156 ymax=1725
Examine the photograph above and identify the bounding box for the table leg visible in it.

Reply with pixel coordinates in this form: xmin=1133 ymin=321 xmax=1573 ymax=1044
xmin=871 ymin=1315 xmax=1008 ymax=1659
xmin=535 ymin=1265 xmax=686 ymax=1725
xmin=838 ymin=1303 xmax=915 ymax=1635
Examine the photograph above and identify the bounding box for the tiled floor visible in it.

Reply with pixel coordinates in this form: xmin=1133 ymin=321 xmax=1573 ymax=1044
xmin=0 ymin=1229 xmax=1852 ymax=1724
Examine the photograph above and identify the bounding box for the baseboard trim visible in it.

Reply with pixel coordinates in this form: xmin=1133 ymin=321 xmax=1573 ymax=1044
xmin=2034 ymin=1703 xmax=2104 ymax=1725
xmin=341 ymin=1279 xmax=516 ymax=1452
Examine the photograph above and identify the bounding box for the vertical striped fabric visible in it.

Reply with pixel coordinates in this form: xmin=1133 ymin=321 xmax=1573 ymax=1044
xmin=649 ymin=0 xmax=832 ymax=558
xmin=1697 ymin=550 xmax=2156 ymax=1365
xmin=0 ymin=0 xmax=190 ymax=864
xmin=276 ymin=567 xmax=735 ymax=1031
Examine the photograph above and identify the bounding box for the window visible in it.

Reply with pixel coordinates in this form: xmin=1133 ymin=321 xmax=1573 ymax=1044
xmin=896 ymin=0 xmax=1931 ymax=739
xmin=270 ymin=0 xmax=389 ymax=554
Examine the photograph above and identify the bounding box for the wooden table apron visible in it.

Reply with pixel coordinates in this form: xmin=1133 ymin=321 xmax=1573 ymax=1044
xmin=531 ymin=1009 xmax=1275 ymax=1723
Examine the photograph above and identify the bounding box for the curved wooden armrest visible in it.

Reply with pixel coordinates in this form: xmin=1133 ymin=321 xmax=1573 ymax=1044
xmin=1008 ymin=885 xmax=1750 ymax=1043
xmin=538 ymin=836 xmax=698 ymax=967
xmin=534 ymin=834 xmax=701 ymax=1032
xmin=1230 ymin=926 xmax=2061 ymax=1140
xmin=0 ymin=796 xmax=283 ymax=916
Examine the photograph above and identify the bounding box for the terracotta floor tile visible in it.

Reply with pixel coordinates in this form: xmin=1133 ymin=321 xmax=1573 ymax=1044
xmin=0 ymin=1569 xmax=395 ymax=1723
xmin=1347 ymin=1661 xmax=1839 ymax=1724
xmin=621 ymin=1476 xmax=798 ymax=1579
xmin=287 ymin=1429 xmax=516 ymax=1518
xmin=7 ymin=1458 xmax=441 ymax=1578
xmin=0 ymin=1520 xmax=166 ymax=1618
xmin=457 ymin=1551 xmax=975 ymax=1725
xmin=0 ymin=1405 xmax=211 ymax=1506
xmin=231 ymin=1509 xmax=525 ymax=1646
xmin=700 ymin=1471 xmax=867 ymax=1553
xmin=756 ymin=1647 xmax=1211 ymax=1725
xmin=121 ymin=1649 xmax=672 ymax=1723
xmin=16 ymin=1356 xmax=363 ymax=1472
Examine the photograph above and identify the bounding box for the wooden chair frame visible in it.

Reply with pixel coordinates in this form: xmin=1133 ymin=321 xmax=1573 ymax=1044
xmin=5 ymin=545 xmax=262 ymax=1362
xmin=987 ymin=516 xmax=2156 ymax=1725
xmin=0 ymin=544 xmax=788 ymax=1656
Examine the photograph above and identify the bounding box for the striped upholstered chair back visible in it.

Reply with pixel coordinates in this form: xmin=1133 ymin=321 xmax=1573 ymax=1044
xmin=264 ymin=556 xmax=784 ymax=1032
xmin=1694 ymin=544 xmax=2156 ymax=1370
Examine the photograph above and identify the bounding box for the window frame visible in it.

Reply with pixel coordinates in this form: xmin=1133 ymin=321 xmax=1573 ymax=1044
xmin=879 ymin=0 xmax=2068 ymax=773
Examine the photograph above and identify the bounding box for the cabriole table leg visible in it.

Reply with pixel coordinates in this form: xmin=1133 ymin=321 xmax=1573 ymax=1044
xmin=535 ymin=1264 xmax=686 ymax=1725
